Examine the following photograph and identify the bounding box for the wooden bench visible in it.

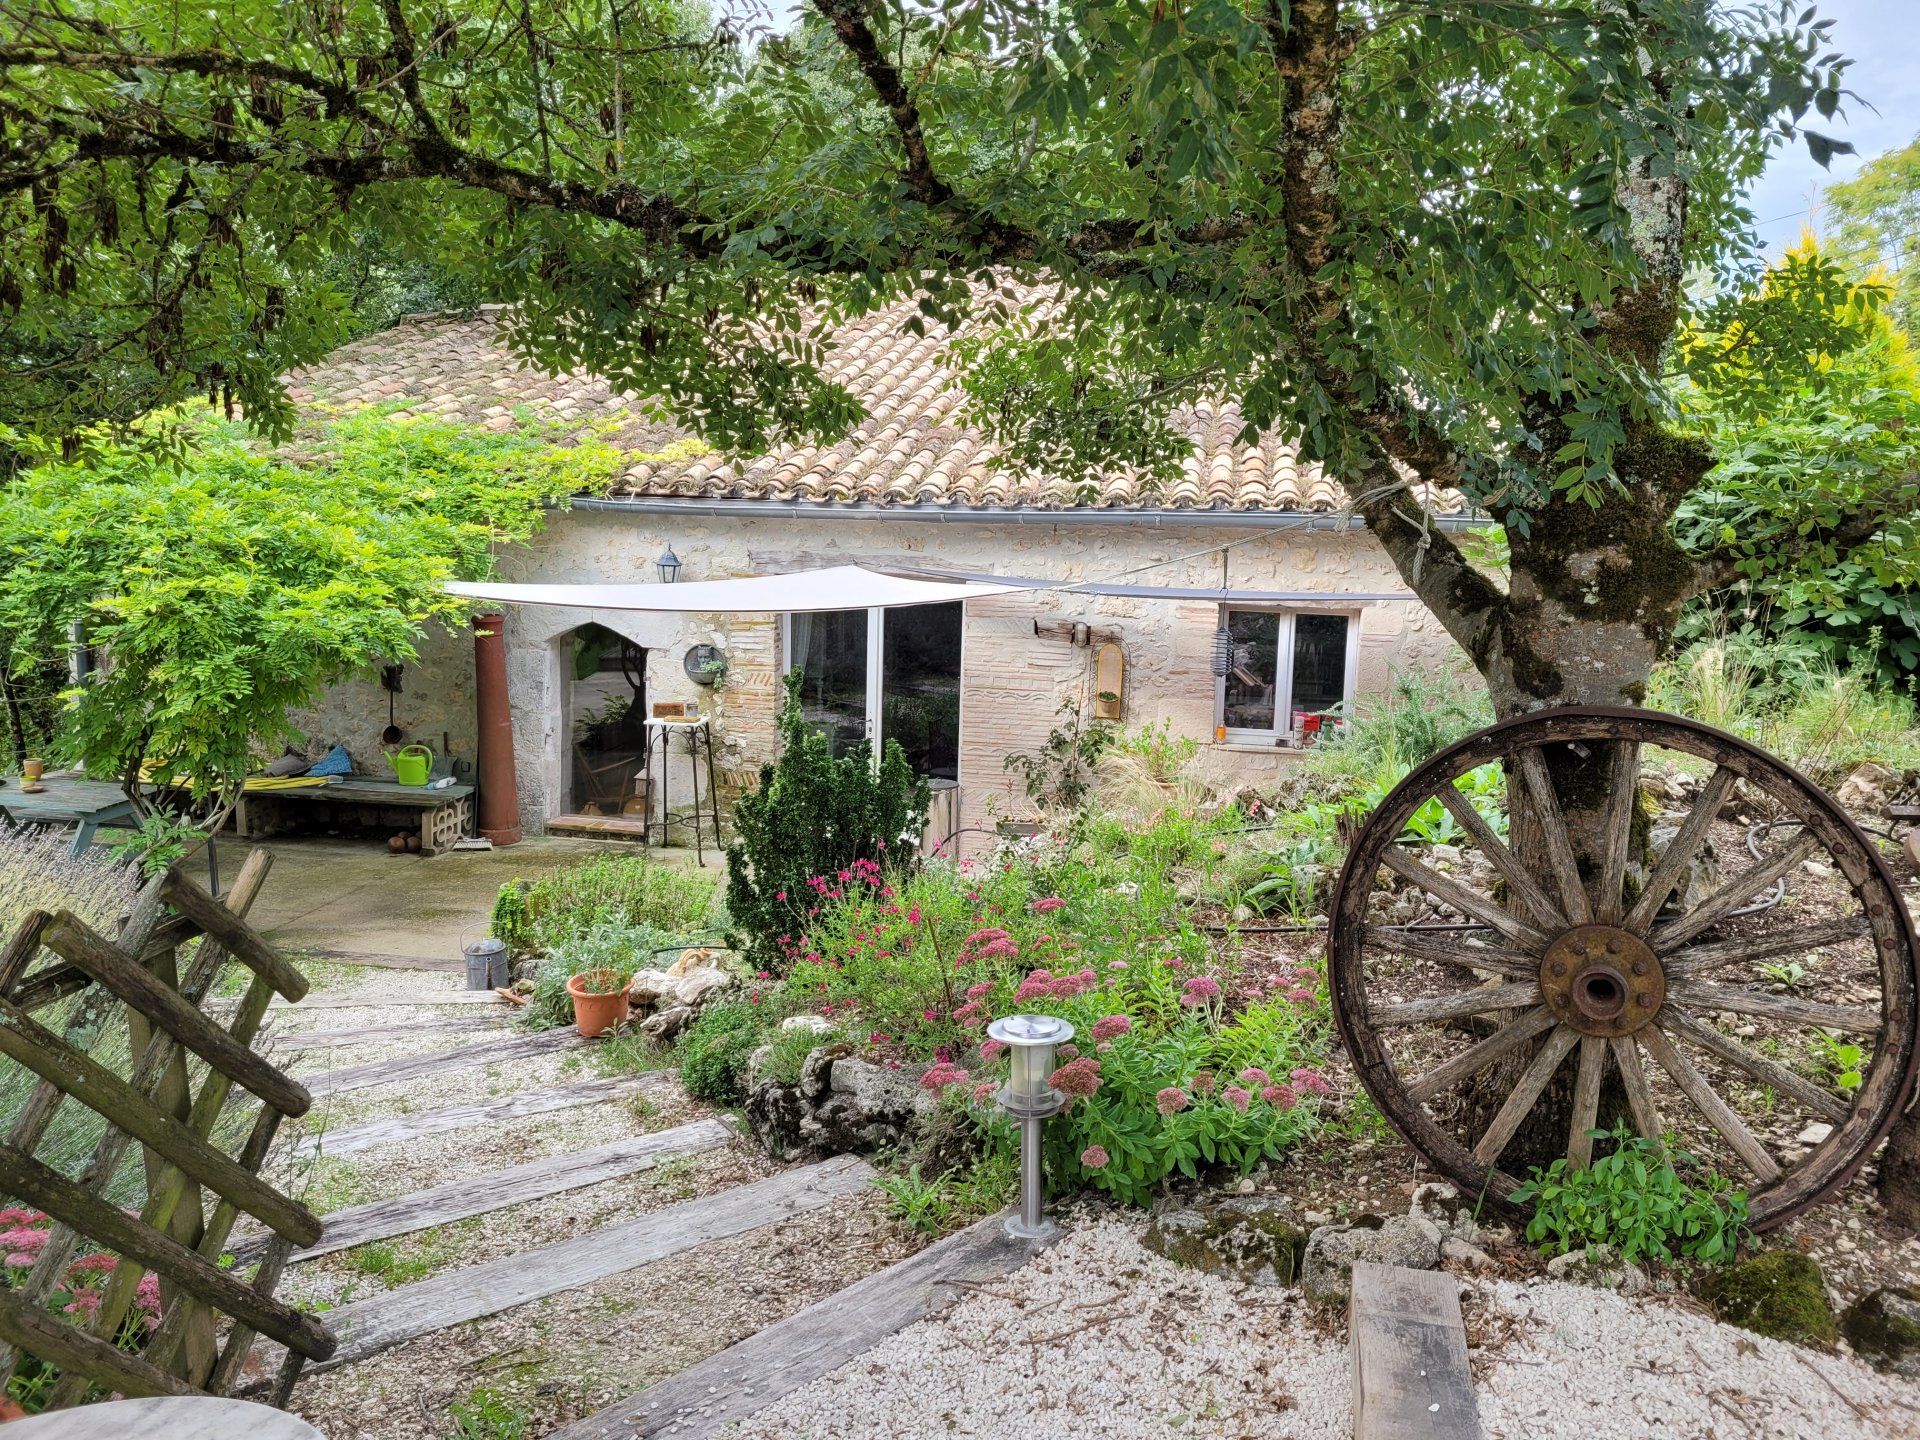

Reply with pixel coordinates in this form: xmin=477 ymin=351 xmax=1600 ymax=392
xmin=232 ymin=778 xmax=475 ymax=856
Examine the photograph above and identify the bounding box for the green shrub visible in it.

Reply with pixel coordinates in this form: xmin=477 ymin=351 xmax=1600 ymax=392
xmin=677 ymin=1001 xmax=767 ymax=1103
xmin=507 ymin=853 xmax=716 ymax=961
xmin=1510 ymin=1125 xmax=1750 ymax=1266
xmin=725 ymin=670 xmax=928 ymax=969
xmin=521 ymin=916 xmax=667 ymax=1030
xmin=488 ymin=880 xmax=532 ymax=952
xmin=1305 ymin=667 xmax=1492 ymax=783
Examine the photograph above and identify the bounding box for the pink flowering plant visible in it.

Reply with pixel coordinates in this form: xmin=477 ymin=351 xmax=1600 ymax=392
xmin=765 ymin=795 xmax=1336 ymax=1207
xmin=2 ymin=1209 xmax=163 ymax=1409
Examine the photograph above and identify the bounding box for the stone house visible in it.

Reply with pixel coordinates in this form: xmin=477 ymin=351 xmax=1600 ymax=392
xmin=287 ymin=302 xmax=1472 ymax=849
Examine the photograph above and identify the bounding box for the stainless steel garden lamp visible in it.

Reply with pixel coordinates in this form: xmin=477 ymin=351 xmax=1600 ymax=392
xmin=987 ymin=1014 xmax=1074 ymax=1242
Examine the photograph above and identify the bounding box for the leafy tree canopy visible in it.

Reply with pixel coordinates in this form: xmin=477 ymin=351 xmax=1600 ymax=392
xmin=1825 ymin=133 xmax=1920 ymax=335
xmin=0 ymin=410 xmax=637 ymax=813
xmin=1676 ymin=240 xmax=1920 ymax=678
xmin=0 ymin=0 xmax=1881 ymax=714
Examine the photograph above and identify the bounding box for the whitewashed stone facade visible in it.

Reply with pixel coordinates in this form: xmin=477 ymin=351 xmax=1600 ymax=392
xmin=291 ymin=505 xmax=1461 ymax=849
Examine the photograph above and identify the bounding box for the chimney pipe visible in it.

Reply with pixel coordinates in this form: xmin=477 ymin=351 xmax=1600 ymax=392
xmin=472 ymin=613 xmax=522 ymax=846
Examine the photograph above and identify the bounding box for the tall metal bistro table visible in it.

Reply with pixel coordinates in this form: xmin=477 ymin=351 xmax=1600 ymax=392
xmin=639 ymin=717 xmax=722 ymax=862
xmin=0 ymin=775 xmax=147 ymax=855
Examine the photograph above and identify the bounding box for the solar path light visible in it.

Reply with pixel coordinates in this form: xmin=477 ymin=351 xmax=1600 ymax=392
xmin=986 ymin=1014 xmax=1075 ymax=1242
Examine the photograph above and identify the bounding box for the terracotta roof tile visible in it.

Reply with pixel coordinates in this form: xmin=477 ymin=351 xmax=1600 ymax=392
xmin=286 ymin=302 xmax=1461 ymax=515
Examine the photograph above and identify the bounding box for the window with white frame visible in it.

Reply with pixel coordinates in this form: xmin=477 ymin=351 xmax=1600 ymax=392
xmin=1215 ymin=607 xmax=1359 ymax=744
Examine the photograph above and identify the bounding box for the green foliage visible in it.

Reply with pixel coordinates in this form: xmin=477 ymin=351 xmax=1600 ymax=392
xmin=1809 ymin=1029 xmax=1865 ymax=1094
xmin=0 ymin=0 xmax=1852 ymax=534
xmin=488 ymin=881 xmax=533 ymax=953
xmin=725 ymin=671 xmax=929 ymax=969
xmin=514 ymin=853 xmax=717 ymax=958
xmin=1304 ymin=668 xmax=1494 ymax=783
xmin=1825 ymin=136 xmax=1920 ymax=336
xmin=449 ymin=1386 xmax=533 ymax=1440
xmin=0 ymin=409 xmax=634 ymax=815
xmin=1003 ymin=698 xmax=1117 ymax=814
xmin=1677 ymin=241 xmax=1920 ymax=680
xmin=1648 ymin=634 xmax=1920 ymax=772
xmin=103 ymin=811 xmax=206 ymax=877
xmin=521 ymin=916 xmax=665 ymax=1030
xmin=871 ymin=1165 xmax=958 ymax=1236
xmin=1510 ymin=1125 xmax=1751 ymax=1266
xmin=677 ymin=1001 xmax=767 ymax=1105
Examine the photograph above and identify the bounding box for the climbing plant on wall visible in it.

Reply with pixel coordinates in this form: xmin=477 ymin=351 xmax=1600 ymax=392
xmin=0 ymin=409 xmax=645 ymax=823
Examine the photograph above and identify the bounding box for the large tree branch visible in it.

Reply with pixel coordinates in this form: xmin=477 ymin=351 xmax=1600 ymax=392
xmin=809 ymin=0 xmax=953 ymax=210
xmin=1268 ymin=0 xmax=1504 ymax=653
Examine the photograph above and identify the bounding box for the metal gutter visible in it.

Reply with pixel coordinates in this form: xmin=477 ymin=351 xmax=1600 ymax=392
xmin=894 ymin=568 xmax=1418 ymax=603
xmin=567 ymin=496 xmax=1490 ymax=531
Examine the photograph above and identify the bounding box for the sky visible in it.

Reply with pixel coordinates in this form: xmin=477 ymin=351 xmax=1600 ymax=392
xmin=1747 ymin=0 xmax=1920 ymax=261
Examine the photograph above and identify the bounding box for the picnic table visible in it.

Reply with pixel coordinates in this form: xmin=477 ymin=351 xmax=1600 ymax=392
xmin=232 ymin=775 xmax=476 ymax=856
xmin=0 ymin=775 xmax=146 ymax=854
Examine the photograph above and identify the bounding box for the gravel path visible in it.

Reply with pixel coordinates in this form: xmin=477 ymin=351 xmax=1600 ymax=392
xmin=748 ymin=1217 xmax=1920 ymax=1440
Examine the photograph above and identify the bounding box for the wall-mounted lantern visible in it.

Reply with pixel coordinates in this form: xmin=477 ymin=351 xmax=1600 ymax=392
xmin=987 ymin=1013 xmax=1075 ymax=1241
xmin=656 ymin=546 xmax=682 ymax=584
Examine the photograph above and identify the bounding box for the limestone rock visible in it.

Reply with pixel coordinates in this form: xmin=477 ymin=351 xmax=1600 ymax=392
xmin=642 ymin=1004 xmax=697 ymax=1043
xmin=1643 ymin=821 xmax=1719 ymax=914
xmin=743 ymin=1046 xmax=932 ymax=1159
xmin=1546 ymin=1243 xmax=1647 ymax=1297
xmin=1840 ymin=1285 xmax=1920 ymax=1378
xmin=1142 ymin=1197 xmax=1309 ymax=1288
xmin=1836 ymin=763 xmax=1895 ymax=814
xmin=1440 ymin=1237 xmax=1497 ymax=1272
xmin=627 ymin=949 xmax=733 ymax=1014
xmin=781 ymin=1014 xmax=835 ymax=1035
xmin=1410 ymin=1181 xmax=1478 ymax=1245
xmin=1704 ymin=1250 xmax=1838 ymax=1345
xmin=1301 ymin=1214 xmax=1443 ymax=1306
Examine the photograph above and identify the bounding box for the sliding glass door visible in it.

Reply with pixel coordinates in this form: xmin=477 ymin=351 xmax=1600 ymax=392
xmin=784 ymin=603 xmax=962 ymax=779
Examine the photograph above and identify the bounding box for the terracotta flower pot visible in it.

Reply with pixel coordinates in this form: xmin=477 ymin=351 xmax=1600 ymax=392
xmin=566 ymin=969 xmax=630 ymax=1038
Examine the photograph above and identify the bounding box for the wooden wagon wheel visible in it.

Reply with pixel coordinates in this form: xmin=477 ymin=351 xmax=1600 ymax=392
xmin=1327 ymin=706 xmax=1920 ymax=1229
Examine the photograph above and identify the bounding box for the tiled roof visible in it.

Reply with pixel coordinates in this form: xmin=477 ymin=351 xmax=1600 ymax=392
xmin=288 ymin=301 xmax=1448 ymax=515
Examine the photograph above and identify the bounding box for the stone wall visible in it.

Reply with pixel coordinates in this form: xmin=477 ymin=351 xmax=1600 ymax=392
xmin=289 ymin=507 xmax=1463 ymax=848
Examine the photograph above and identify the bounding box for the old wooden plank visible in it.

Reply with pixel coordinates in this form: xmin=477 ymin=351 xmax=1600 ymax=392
xmin=285 ymin=1155 xmax=874 ymax=1372
xmin=267 ymin=989 xmax=506 ymax=1010
xmin=551 ymin=1212 xmax=1048 ymax=1440
xmin=39 ymin=911 xmax=309 ymax=1117
xmin=268 ymin=1016 xmax=507 ymax=1049
xmin=244 ymin=1120 xmax=733 ymax=1263
xmin=285 ymin=947 xmax=463 ymax=973
xmin=302 ymin=1026 xmax=584 ymax=1098
xmin=0 ymin=1284 xmax=198 ymax=1402
xmin=1350 ymin=1261 xmax=1482 ymax=1440
xmin=289 ymin=1073 xmax=667 ymax=1159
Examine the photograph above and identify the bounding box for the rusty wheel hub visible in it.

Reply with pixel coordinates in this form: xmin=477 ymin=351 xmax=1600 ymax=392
xmin=1539 ymin=924 xmax=1665 ymax=1036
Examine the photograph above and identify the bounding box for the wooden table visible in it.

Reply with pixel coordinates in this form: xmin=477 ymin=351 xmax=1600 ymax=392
xmin=0 ymin=776 xmax=143 ymax=854
xmin=233 ymin=777 xmax=476 ymax=856
xmin=3 ymin=1396 xmax=324 ymax=1438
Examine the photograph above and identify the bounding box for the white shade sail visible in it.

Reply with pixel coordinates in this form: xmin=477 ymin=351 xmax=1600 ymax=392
xmin=445 ymin=564 xmax=1023 ymax=614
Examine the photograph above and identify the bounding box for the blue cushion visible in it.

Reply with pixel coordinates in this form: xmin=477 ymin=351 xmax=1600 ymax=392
xmin=306 ymin=744 xmax=352 ymax=778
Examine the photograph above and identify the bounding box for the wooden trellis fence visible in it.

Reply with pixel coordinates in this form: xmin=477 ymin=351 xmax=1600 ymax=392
xmin=0 ymin=850 xmax=335 ymax=1410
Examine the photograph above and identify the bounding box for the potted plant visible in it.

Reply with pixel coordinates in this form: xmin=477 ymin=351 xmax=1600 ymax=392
xmin=566 ymin=966 xmax=631 ymax=1038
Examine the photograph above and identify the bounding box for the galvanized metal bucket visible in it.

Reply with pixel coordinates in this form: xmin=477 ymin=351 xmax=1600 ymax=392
xmin=464 ymin=937 xmax=509 ymax=991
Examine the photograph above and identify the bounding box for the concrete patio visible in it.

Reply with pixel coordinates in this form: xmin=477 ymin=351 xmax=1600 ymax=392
xmin=230 ymin=835 xmax=722 ymax=966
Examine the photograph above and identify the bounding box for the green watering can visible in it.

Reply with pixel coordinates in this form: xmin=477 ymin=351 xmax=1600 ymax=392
xmin=388 ymin=743 xmax=434 ymax=787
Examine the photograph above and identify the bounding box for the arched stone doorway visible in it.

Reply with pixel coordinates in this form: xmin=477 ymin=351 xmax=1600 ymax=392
xmin=562 ymin=622 xmax=649 ymax=820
